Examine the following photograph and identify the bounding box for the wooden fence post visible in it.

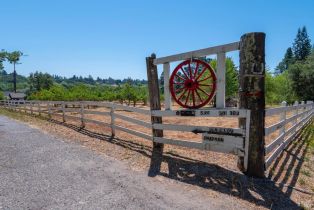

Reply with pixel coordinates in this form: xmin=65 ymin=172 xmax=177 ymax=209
xmin=238 ymin=32 xmax=266 ymax=177
xmin=146 ymin=53 xmax=164 ymax=176
xmin=279 ymin=101 xmax=287 ymax=138
xmin=80 ymin=102 xmax=85 ymax=128
xmin=48 ymin=101 xmax=52 ymax=119
xmin=110 ymin=105 xmax=115 ymax=138
xmin=293 ymin=101 xmax=299 ymax=133
xmin=38 ymin=102 xmax=41 ymax=116
xmin=62 ymin=101 xmax=66 ymax=122
xmin=301 ymin=101 xmax=305 ymax=127
xmin=30 ymin=102 xmax=33 ymax=115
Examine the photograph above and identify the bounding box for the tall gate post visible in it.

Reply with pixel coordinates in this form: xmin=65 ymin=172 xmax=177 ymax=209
xmin=238 ymin=32 xmax=266 ymax=177
xmin=146 ymin=53 xmax=164 ymax=176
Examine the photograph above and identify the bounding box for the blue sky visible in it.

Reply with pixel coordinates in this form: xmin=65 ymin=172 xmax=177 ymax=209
xmin=1 ymin=0 xmax=313 ymax=79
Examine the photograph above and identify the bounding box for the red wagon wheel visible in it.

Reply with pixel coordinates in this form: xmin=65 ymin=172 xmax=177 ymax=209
xmin=169 ymin=59 xmax=216 ymax=109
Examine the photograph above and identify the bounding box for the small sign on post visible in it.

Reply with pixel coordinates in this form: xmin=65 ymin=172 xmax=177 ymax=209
xmin=202 ymin=133 xmax=244 ymax=155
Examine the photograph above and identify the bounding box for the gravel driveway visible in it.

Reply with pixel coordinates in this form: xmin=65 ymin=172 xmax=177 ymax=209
xmin=0 ymin=115 xmax=239 ymax=210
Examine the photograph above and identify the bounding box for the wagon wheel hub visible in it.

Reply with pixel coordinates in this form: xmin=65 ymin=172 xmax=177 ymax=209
xmin=184 ymin=79 xmax=199 ymax=90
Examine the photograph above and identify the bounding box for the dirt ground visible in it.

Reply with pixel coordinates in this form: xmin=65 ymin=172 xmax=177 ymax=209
xmin=1 ymin=105 xmax=313 ymax=209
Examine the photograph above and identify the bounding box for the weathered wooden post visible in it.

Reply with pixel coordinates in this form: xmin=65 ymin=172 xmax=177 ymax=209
xmin=30 ymin=101 xmax=33 ymax=115
xmin=48 ymin=101 xmax=52 ymax=119
xmin=38 ymin=102 xmax=41 ymax=116
xmin=80 ymin=102 xmax=85 ymax=128
xmin=238 ymin=32 xmax=266 ymax=177
xmin=301 ymin=101 xmax=305 ymax=127
xmin=62 ymin=101 xmax=66 ymax=122
xmin=110 ymin=105 xmax=116 ymax=138
xmin=146 ymin=53 xmax=164 ymax=176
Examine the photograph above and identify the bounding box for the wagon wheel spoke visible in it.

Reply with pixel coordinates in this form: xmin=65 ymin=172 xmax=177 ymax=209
xmin=197 ymin=75 xmax=212 ymax=83
xmin=188 ymin=63 xmax=192 ymax=78
xmin=180 ymin=67 xmax=190 ymax=79
xmin=175 ymin=86 xmax=186 ymax=93
xmin=184 ymin=90 xmax=191 ymax=105
xmin=178 ymin=89 xmax=188 ymax=101
xmin=193 ymin=62 xmax=199 ymax=79
xmin=195 ymin=89 xmax=204 ymax=103
xmin=192 ymin=90 xmax=196 ymax=106
xmin=174 ymin=82 xmax=184 ymax=85
xmin=175 ymin=74 xmax=186 ymax=81
xmin=196 ymin=87 xmax=210 ymax=96
xmin=195 ymin=66 xmax=207 ymax=81
xmin=199 ymin=84 xmax=213 ymax=87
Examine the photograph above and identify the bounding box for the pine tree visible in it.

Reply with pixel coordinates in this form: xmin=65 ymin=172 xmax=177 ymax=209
xmin=292 ymin=26 xmax=312 ymax=61
xmin=275 ymin=47 xmax=294 ymax=74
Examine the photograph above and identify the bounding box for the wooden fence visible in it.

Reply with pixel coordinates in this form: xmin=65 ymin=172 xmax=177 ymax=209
xmin=264 ymin=101 xmax=314 ymax=169
xmin=0 ymin=99 xmax=313 ymax=174
xmin=0 ymin=99 xmax=251 ymax=171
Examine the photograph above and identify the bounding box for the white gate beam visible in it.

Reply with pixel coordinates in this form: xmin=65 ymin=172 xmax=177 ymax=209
xmin=216 ymin=52 xmax=226 ymax=108
xmin=163 ymin=62 xmax=171 ymax=110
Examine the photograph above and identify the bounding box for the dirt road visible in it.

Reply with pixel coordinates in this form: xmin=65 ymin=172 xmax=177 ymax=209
xmin=0 ymin=115 xmax=242 ymax=210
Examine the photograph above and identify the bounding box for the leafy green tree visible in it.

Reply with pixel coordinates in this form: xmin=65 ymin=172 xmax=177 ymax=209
xmin=160 ymin=71 xmax=164 ymax=93
xmin=265 ymin=71 xmax=297 ymax=105
xmin=293 ymin=26 xmax=312 ymax=61
xmin=0 ymin=91 xmax=4 ymax=100
xmin=121 ymin=83 xmax=136 ymax=106
xmin=29 ymin=71 xmax=54 ymax=92
xmin=6 ymin=51 xmax=23 ymax=92
xmin=288 ymin=51 xmax=314 ymax=101
xmin=137 ymin=85 xmax=148 ymax=105
xmin=209 ymin=57 xmax=238 ymax=98
xmin=0 ymin=50 xmax=7 ymax=71
xmin=275 ymin=47 xmax=294 ymax=74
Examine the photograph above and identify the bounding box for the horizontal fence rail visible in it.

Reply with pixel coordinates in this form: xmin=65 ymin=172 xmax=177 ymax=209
xmin=264 ymin=101 xmax=314 ymax=170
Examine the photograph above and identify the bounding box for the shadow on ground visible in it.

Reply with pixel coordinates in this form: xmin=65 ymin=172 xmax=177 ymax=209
xmin=45 ymin=118 xmax=313 ymax=209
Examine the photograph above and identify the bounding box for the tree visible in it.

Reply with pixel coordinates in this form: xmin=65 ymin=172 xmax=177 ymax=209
xmin=265 ymin=71 xmax=297 ymax=104
xmin=209 ymin=57 xmax=238 ymax=98
xmin=6 ymin=51 xmax=23 ymax=92
xmin=0 ymin=50 xmax=7 ymax=71
xmin=288 ymin=51 xmax=314 ymax=101
xmin=121 ymin=82 xmax=136 ymax=106
xmin=292 ymin=26 xmax=312 ymax=61
xmin=159 ymin=71 xmax=165 ymax=94
xmin=29 ymin=71 xmax=54 ymax=92
xmin=275 ymin=47 xmax=295 ymax=74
